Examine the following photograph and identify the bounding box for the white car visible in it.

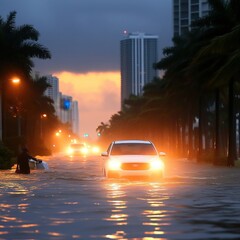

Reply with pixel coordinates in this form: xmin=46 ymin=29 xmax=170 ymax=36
xmin=67 ymin=143 xmax=88 ymax=156
xmin=101 ymin=140 xmax=165 ymax=179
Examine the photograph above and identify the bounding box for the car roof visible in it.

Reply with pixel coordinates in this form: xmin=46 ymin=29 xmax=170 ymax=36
xmin=113 ymin=140 xmax=152 ymax=144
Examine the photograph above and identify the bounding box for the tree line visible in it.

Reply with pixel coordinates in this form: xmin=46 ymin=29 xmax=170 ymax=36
xmin=97 ymin=0 xmax=240 ymax=166
xmin=0 ymin=11 xmax=68 ymax=160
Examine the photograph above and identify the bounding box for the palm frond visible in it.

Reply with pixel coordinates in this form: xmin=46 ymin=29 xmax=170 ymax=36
xmin=16 ymin=24 xmax=39 ymax=41
xmin=20 ymin=43 xmax=51 ymax=59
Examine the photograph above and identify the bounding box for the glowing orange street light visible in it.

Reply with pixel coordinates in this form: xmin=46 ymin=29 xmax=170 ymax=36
xmin=40 ymin=114 xmax=47 ymax=138
xmin=55 ymin=132 xmax=60 ymax=137
xmin=0 ymin=77 xmax=21 ymax=141
xmin=11 ymin=78 xmax=21 ymax=85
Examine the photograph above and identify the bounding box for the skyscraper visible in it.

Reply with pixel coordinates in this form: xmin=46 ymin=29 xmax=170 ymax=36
xmin=59 ymin=93 xmax=80 ymax=136
xmin=120 ymin=32 xmax=158 ymax=106
xmin=59 ymin=93 xmax=72 ymax=125
xmin=71 ymin=101 xmax=80 ymax=136
xmin=44 ymin=75 xmax=80 ymax=136
xmin=173 ymin=0 xmax=210 ymax=37
xmin=44 ymin=75 xmax=60 ymax=116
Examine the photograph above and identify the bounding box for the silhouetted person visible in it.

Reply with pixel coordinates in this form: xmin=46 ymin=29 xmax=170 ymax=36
xmin=17 ymin=147 xmax=37 ymax=174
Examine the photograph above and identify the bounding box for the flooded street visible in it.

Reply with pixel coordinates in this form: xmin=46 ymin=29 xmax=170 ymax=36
xmin=1 ymin=154 xmax=240 ymax=240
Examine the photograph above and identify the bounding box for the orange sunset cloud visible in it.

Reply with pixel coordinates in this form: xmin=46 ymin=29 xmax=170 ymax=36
xmin=53 ymin=71 xmax=120 ymax=139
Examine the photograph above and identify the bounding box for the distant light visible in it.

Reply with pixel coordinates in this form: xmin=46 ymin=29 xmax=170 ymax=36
xmin=61 ymin=99 xmax=71 ymax=110
xmin=92 ymin=146 xmax=100 ymax=153
xmin=12 ymin=78 xmax=21 ymax=84
xmin=123 ymin=30 xmax=128 ymax=35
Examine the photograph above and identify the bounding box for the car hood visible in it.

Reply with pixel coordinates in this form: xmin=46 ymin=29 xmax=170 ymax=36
xmin=109 ymin=155 xmax=159 ymax=163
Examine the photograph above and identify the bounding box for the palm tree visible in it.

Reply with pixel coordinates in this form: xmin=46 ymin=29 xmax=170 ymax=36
xmin=196 ymin=25 xmax=240 ymax=165
xmin=0 ymin=11 xmax=51 ymax=80
xmin=96 ymin=122 xmax=109 ymax=137
xmin=155 ymin=30 xmax=205 ymax=159
xmin=24 ymin=76 xmax=55 ymax=149
xmin=0 ymin=11 xmax=51 ymax=147
xmin=192 ymin=0 xmax=240 ymax=166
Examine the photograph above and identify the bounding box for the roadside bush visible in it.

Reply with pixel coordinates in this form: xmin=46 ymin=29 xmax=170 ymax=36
xmin=0 ymin=141 xmax=14 ymax=170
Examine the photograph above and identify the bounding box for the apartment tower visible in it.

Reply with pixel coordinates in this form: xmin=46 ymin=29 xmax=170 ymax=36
xmin=173 ymin=0 xmax=210 ymax=37
xmin=120 ymin=32 xmax=158 ymax=106
xmin=44 ymin=75 xmax=60 ymax=116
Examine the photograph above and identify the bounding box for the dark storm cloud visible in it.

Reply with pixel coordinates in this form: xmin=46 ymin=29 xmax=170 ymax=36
xmin=0 ymin=0 xmax=173 ymax=74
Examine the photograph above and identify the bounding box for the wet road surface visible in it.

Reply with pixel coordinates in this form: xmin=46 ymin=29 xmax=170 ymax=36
xmin=1 ymin=153 xmax=240 ymax=239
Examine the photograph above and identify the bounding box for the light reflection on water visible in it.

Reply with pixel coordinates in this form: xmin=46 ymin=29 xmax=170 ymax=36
xmin=104 ymin=182 xmax=128 ymax=239
xmin=142 ymin=184 xmax=172 ymax=239
xmin=102 ymin=180 xmax=173 ymax=239
xmin=1 ymin=156 xmax=240 ymax=239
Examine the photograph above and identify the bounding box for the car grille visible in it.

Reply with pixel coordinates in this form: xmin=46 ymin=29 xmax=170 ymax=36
xmin=121 ymin=162 xmax=149 ymax=170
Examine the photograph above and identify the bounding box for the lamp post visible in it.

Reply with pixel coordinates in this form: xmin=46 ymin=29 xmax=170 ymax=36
xmin=40 ymin=114 xmax=46 ymax=139
xmin=11 ymin=78 xmax=21 ymax=139
xmin=0 ymin=77 xmax=21 ymax=141
xmin=40 ymin=113 xmax=47 ymax=139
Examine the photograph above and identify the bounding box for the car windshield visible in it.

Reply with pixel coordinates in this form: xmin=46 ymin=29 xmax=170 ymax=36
xmin=70 ymin=144 xmax=84 ymax=149
xmin=110 ymin=143 xmax=157 ymax=155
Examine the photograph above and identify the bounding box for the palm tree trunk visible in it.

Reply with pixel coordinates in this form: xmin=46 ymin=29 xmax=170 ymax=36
xmin=227 ymin=79 xmax=236 ymax=166
xmin=214 ymin=88 xmax=220 ymax=165
xmin=188 ymin=113 xmax=194 ymax=160
xmin=197 ymin=94 xmax=203 ymax=162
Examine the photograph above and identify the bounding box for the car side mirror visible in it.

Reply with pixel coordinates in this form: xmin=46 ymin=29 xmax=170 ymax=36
xmin=159 ymin=152 xmax=166 ymax=157
xmin=101 ymin=152 xmax=108 ymax=157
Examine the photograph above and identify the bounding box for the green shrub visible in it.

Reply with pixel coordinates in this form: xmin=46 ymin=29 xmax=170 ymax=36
xmin=0 ymin=141 xmax=14 ymax=170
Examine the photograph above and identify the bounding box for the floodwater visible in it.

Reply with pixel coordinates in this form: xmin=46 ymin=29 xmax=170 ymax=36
xmin=1 ymin=153 xmax=240 ymax=240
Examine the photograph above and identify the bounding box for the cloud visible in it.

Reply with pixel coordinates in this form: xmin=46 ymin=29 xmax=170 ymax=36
xmin=0 ymin=0 xmax=173 ymax=138
xmin=0 ymin=0 xmax=173 ymax=74
xmin=54 ymin=71 xmax=120 ymax=137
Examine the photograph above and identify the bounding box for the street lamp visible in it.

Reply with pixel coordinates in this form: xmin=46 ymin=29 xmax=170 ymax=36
xmin=0 ymin=77 xmax=21 ymax=141
xmin=12 ymin=78 xmax=22 ymax=139
xmin=40 ymin=113 xmax=47 ymax=139
xmin=11 ymin=78 xmax=21 ymax=85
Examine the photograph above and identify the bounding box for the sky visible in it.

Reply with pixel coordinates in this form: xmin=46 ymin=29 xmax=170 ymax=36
xmin=0 ymin=0 xmax=173 ymax=139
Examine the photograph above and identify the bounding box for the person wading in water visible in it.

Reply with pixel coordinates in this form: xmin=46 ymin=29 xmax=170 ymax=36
xmin=16 ymin=147 xmax=40 ymax=174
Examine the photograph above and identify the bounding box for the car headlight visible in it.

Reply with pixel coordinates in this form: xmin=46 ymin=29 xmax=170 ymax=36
xmin=150 ymin=159 xmax=164 ymax=170
xmin=68 ymin=148 xmax=73 ymax=154
xmin=92 ymin=146 xmax=100 ymax=153
xmin=107 ymin=159 xmax=121 ymax=170
xmin=81 ymin=147 xmax=88 ymax=154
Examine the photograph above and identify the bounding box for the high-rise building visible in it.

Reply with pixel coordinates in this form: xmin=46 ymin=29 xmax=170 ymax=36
xmin=44 ymin=75 xmax=60 ymax=116
xmin=173 ymin=0 xmax=210 ymax=37
xmin=44 ymin=75 xmax=80 ymax=137
xmin=71 ymin=101 xmax=80 ymax=136
xmin=59 ymin=93 xmax=72 ymax=125
xmin=58 ymin=93 xmax=80 ymax=136
xmin=120 ymin=32 xmax=158 ymax=106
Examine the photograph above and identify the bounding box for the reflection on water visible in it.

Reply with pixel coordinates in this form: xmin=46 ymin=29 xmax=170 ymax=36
xmin=142 ymin=183 xmax=171 ymax=239
xmin=103 ymin=180 xmax=172 ymax=239
xmin=0 ymin=181 xmax=29 ymax=195
xmin=48 ymin=232 xmax=63 ymax=237
xmin=1 ymin=156 xmax=240 ymax=239
xmin=104 ymin=182 xmax=128 ymax=239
